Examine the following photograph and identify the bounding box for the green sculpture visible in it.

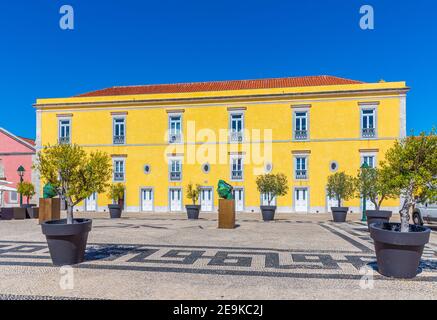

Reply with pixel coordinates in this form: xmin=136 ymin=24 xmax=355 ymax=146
xmin=217 ymin=180 xmax=234 ymax=200
xmin=43 ymin=183 xmax=57 ymax=199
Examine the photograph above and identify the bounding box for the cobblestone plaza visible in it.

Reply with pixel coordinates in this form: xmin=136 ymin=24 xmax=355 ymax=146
xmin=0 ymin=213 xmax=436 ymax=300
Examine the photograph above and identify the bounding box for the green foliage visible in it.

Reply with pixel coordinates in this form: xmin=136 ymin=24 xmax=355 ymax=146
xmin=380 ymin=129 xmax=437 ymax=231
xmin=43 ymin=183 xmax=57 ymax=199
xmin=17 ymin=182 xmax=35 ymax=204
xmin=34 ymin=144 xmax=112 ymax=223
xmin=217 ymin=180 xmax=234 ymax=200
xmin=186 ymin=183 xmax=201 ymax=205
xmin=326 ymin=172 xmax=355 ymax=207
xmin=108 ymin=183 xmax=125 ymax=203
xmin=355 ymin=167 xmax=397 ymax=211
xmin=256 ymin=173 xmax=289 ymax=206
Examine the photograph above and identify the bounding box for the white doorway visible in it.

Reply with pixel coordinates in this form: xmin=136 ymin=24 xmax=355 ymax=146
xmin=261 ymin=193 xmax=276 ymax=206
xmin=200 ymin=187 xmax=213 ymax=212
xmin=234 ymin=188 xmax=244 ymax=212
xmin=169 ymin=188 xmax=182 ymax=212
xmin=141 ymin=188 xmax=154 ymax=212
xmin=85 ymin=193 xmax=97 ymax=212
xmin=294 ymin=188 xmax=309 ymax=212
xmin=326 ymin=195 xmax=338 ymax=212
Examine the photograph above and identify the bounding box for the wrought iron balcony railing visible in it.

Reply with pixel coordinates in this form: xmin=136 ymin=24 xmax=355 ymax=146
xmin=170 ymin=171 xmax=182 ymax=181
xmin=232 ymin=170 xmax=243 ymax=180
xmin=114 ymin=172 xmax=124 ymax=181
xmin=113 ymin=135 xmax=125 ymax=145
xmin=362 ymin=128 xmax=376 ymax=138
xmin=295 ymin=170 xmax=308 ymax=180
xmin=230 ymin=131 xmax=243 ymax=143
xmin=169 ymin=134 xmax=182 ymax=144
xmin=58 ymin=136 xmax=70 ymax=144
xmin=294 ymin=130 xmax=308 ymax=140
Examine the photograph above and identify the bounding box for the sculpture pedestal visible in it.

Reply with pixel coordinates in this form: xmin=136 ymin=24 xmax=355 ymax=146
xmin=39 ymin=198 xmax=61 ymax=224
xmin=218 ymin=199 xmax=236 ymax=229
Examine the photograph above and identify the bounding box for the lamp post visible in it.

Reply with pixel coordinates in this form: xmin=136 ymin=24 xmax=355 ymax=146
xmin=17 ymin=165 xmax=25 ymax=206
xmin=360 ymin=162 xmax=369 ymax=222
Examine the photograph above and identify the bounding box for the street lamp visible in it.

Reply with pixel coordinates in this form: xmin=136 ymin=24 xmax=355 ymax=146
xmin=360 ymin=162 xmax=369 ymax=222
xmin=17 ymin=165 xmax=25 ymax=206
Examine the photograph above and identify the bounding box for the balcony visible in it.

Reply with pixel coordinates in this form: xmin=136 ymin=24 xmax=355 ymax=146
xmin=294 ymin=130 xmax=308 ymax=141
xmin=114 ymin=172 xmax=124 ymax=181
xmin=169 ymin=133 xmax=182 ymax=144
xmin=295 ymin=170 xmax=308 ymax=180
xmin=58 ymin=136 xmax=70 ymax=144
xmin=113 ymin=135 xmax=125 ymax=145
xmin=170 ymin=171 xmax=182 ymax=181
xmin=362 ymin=128 xmax=376 ymax=138
xmin=230 ymin=131 xmax=243 ymax=143
xmin=232 ymin=170 xmax=243 ymax=180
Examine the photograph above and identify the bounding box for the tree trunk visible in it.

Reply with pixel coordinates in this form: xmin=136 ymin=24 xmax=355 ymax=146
xmin=400 ymin=196 xmax=412 ymax=233
xmin=337 ymin=196 xmax=341 ymax=208
xmin=400 ymin=206 xmax=410 ymax=232
xmin=66 ymin=204 xmax=74 ymax=225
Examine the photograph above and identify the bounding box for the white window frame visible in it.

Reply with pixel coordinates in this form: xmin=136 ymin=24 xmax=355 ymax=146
xmin=230 ymin=155 xmax=244 ymax=181
xmin=361 ymin=152 xmax=377 ymax=169
xmin=113 ymin=158 xmax=126 ymax=182
xmin=113 ymin=116 xmax=126 ymax=145
xmin=168 ymin=157 xmax=183 ymax=182
xmin=293 ymin=111 xmax=309 ymax=141
xmin=9 ymin=191 xmax=18 ymax=204
xmin=360 ymin=106 xmax=377 ymax=139
xmin=58 ymin=118 xmax=71 ymax=144
xmin=229 ymin=111 xmax=245 ymax=143
xmin=294 ymin=155 xmax=309 ymax=180
xmin=168 ymin=114 xmax=183 ymax=144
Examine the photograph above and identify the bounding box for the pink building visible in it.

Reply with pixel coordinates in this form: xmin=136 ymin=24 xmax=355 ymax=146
xmin=0 ymin=128 xmax=36 ymax=207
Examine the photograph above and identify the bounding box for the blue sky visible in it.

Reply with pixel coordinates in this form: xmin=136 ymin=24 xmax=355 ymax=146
xmin=0 ymin=0 xmax=435 ymax=138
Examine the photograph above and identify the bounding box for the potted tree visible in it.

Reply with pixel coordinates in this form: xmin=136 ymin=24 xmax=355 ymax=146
xmin=355 ymin=166 xmax=396 ymax=231
xmin=256 ymin=173 xmax=289 ymax=221
xmin=108 ymin=183 xmax=125 ymax=219
xmin=34 ymin=144 xmax=111 ymax=266
xmin=326 ymin=172 xmax=355 ymax=223
xmin=370 ymin=131 xmax=435 ymax=279
xmin=185 ymin=183 xmax=201 ymax=220
xmin=17 ymin=181 xmax=37 ymax=218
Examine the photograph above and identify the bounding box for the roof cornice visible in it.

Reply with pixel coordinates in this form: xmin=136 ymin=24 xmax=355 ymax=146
xmin=34 ymin=87 xmax=410 ymax=109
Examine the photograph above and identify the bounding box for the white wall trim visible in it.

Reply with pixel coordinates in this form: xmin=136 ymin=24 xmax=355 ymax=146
xmin=399 ymin=95 xmax=407 ymax=139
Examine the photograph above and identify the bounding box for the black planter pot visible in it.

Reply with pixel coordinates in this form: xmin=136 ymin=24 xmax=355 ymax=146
xmin=0 ymin=208 xmax=13 ymax=220
xmin=108 ymin=204 xmax=122 ymax=219
xmin=365 ymin=210 xmax=392 ymax=231
xmin=41 ymin=219 xmax=92 ymax=266
xmin=261 ymin=206 xmax=277 ymax=221
xmin=370 ymin=222 xmax=431 ymax=279
xmin=186 ymin=205 xmax=201 ymax=220
xmin=331 ymin=207 xmax=348 ymax=223
xmin=22 ymin=204 xmax=38 ymax=219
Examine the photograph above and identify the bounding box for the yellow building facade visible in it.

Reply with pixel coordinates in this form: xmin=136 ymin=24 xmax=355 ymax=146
xmin=34 ymin=76 xmax=409 ymax=214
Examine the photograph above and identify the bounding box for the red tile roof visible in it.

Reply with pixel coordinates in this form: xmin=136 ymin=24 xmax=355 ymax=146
xmin=77 ymin=75 xmax=364 ymax=97
xmin=17 ymin=136 xmax=35 ymax=146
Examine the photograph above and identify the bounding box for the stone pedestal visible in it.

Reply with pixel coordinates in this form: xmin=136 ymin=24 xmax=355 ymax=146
xmin=39 ymin=198 xmax=61 ymax=224
xmin=218 ymin=199 xmax=236 ymax=229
